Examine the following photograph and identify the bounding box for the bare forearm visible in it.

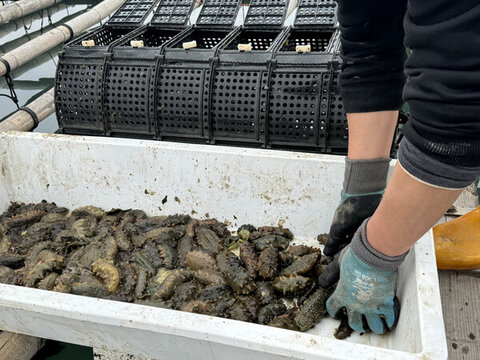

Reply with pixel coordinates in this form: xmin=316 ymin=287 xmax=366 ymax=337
xmin=367 ymin=164 xmax=462 ymax=256
xmin=347 ymin=111 xmax=398 ymax=160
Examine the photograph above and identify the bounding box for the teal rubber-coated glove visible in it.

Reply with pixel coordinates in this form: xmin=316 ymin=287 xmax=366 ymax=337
xmin=323 ymin=190 xmax=383 ymax=256
xmin=325 ymin=245 xmax=400 ymax=334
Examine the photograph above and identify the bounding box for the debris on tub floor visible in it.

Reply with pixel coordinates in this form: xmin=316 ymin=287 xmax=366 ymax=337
xmin=0 ymin=201 xmax=351 ymax=339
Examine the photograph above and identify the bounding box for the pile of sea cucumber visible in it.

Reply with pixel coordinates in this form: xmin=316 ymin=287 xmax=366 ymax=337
xmin=0 ymin=201 xmax=351 ymax=339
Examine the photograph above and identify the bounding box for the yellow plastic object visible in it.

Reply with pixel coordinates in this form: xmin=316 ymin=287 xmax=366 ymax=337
xmin=130 ymin=40 xmax=144 ymax=48
xmin=237 ymin=43 xmax=252 ymax=52
xmin=81 ymin=40 xmax=95 ymax=47
xmin=183 ymin=40 xmax=197 ymax=50
xmin=434 ymin=206 xmax=480 ymax=270
xmin=296 ymin=44 xmax=311 ymax=53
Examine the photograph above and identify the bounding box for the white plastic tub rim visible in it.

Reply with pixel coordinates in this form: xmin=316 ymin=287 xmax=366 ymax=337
xmin=0 ymin=132 xmax=448 ymax=360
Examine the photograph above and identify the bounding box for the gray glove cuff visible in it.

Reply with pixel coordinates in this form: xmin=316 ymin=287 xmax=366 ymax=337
xmin=343 ymin=157 xmax=391 ymax=194
xmin=351 ymin=218 xmax=408 ymax=271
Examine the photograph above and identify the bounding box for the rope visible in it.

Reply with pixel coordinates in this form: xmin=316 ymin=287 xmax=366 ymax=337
xmin=18 ymin=106 xmax=40 ymax=131
xmin=0 ymin=58 xmax=19 ymax=109
xmin=58 ymin=23 xmax=75 ymax=41
xmin=0 ymin=58 xmax=11 ymax=74
xmin=47 ymin=7 xmax=53 ymax=26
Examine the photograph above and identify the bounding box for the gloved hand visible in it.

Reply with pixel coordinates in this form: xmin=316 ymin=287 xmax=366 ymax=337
xmin=323 ymin=157 xmax=391 ymax=257
xmin=319 ymin=219 xmax=406 ymax=334
xmin=323 ymin=190 xmax=383 ymax=256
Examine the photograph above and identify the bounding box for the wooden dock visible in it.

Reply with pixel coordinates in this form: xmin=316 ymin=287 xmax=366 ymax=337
xmin=439 ymin=184 xmax=480 ymax=360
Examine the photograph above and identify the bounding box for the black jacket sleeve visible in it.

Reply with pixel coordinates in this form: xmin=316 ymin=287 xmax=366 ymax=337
xmin=337 ymin=0 xmax=480 ymax=168
xmin=402 ymin=1 xmax=480 ymax=167
xmin=336 ymin=0 xmax=407 ymax=113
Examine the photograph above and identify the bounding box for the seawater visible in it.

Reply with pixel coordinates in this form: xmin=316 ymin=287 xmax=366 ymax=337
xmin=0 ymin=0 xmax=103 ymax=133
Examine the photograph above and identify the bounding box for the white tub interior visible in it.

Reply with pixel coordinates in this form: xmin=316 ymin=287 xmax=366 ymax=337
xmin=0 ymin=132 xmax=447 ymax=359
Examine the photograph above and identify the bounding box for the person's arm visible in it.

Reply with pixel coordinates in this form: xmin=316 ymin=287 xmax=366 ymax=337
xmin=367 ymin=0 xmax=480 ymax=256
xmin=353 ymin=0 xmax=480 ymax=257
xmin=323 ymin=0 xmax=407 ymax=257
xmin=320 ymin=0 xmax=480 ymax=335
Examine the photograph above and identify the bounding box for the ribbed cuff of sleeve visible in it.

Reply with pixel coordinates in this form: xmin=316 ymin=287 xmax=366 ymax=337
xmin=397 ymin=138 xmax=480 ymax=190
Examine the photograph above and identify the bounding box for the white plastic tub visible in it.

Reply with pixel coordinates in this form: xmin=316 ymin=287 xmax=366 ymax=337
xmin=0 ymin=132 xmax=447 ymax=359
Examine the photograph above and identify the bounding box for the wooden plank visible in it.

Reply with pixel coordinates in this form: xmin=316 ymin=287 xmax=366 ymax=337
xmin=445 ymin=183 xmax=479 ymax=216
xmin=437 ymin=182 xmax=478 ymax=223
xmin=437 ymin=182 xmax=479 ymax=359
xmin=0 ymin=331 xmax=15 ymax=348
xmin=0 ymin=331 xmax=45 ymax=360
xmin=439 ymin=271 xmax=480 ymax=360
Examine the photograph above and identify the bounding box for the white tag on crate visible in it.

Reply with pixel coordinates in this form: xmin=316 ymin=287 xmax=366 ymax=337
xmin=131 ymin=40 xmax=144 ymax=48
xmin=82 ymin=40 xmax=95 ymax=47
xmin=296 ymin=44 xmax=311 ymax=53
xmin=183 ymin=40 xmax=197 ymax=50
xmin=238 ymin=43 xmax=252 ymax=52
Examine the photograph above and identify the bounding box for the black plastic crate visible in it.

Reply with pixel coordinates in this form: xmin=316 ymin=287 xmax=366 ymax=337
xmin=279 ymin=29 xmax=332 ymax=52
xmin=107 ymin=0 xmax=159 ymax=27
xmin=167 ymin=29 xmax=232 ymax=50
xmin=243 ymin=0 xmax=288 ymax=28
xmin=55 ymin=58 xmax=107 ymax=135
xmin=151 ymin=0 xmax=196 ymax=28
xmin=267 ymin=70 xmax=329 ymax=148
xmin=209 ymin=67 xmax=269 ymax=143
xmin=161 ymin=27 xmax=236 ymax=64
xmin=209 ymin=28 xmax=287 ymax=144
xmin=156 ymin=64 xmax=210 ymax=140
xmin=223 ymin=29 xmax=282 ymax=51
xmin=195 ymin=0 xmax=242 ymax=28
xmin=103 ymin=63 xmax=157 ymax=138
xmin=102 ymin=26 xmax=190 ymax=138
xmin=294 ymin=0 xmax=337 ymax=28
xmin=156 ymin=28 xmax=236 ymax=140
xmin=116 ymin=27 xmax=184 ymax=48
xmin=66 ymin=26 xmax=136 ymax=51
xmin=56 ymin=26 xmax=138 ymax=135
xmin=55 ymin=0 xmax=159 ymax=135
xmin=327 ymin=68 xmax=348 ymax=153
xmin=263 ymin=27 xmax=338 ymax=150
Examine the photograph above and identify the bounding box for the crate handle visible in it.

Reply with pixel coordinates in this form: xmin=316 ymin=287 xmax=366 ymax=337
xmin=183 ymin=40 xmax=197 ymax=50
xmin=237 ymin=43 xmax=252 ymax=52
xmin=131 ymin=40 xmax=144 ymax=48
xmin=296 ymin=44 xmax=311 ymax=53
xmin=82 ymin=40 xmax=95 ymax=47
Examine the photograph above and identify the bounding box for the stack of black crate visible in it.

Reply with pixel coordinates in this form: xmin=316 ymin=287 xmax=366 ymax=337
xmin=56 ymin=0 xmax=350 ymax=154
xmin=55 ymin=0 xmax=160 ymax=135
